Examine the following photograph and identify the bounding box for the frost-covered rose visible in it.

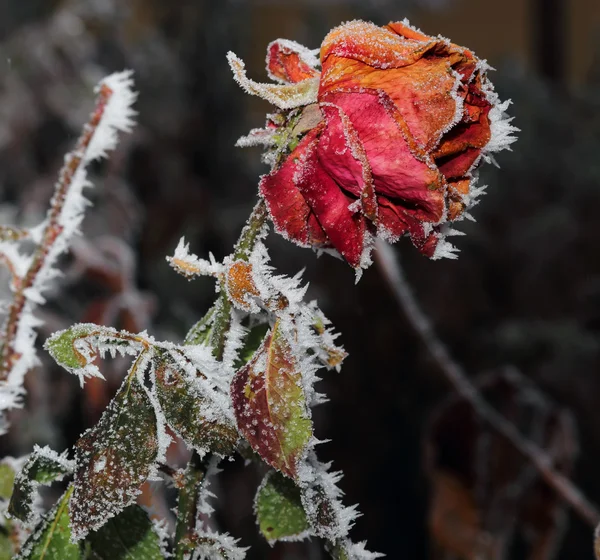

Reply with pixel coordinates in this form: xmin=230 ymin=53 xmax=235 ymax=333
xmin=229 ymin=20 xmax=517 ymax=270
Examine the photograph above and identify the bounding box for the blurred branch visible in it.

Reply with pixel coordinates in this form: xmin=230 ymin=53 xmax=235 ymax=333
xmin=375 ymin=238 xmax=600 ymax=528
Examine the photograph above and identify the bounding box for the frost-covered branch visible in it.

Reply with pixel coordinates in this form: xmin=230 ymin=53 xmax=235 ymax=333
xmin=0 ymin=71 xmax=137 ymax=430
xmin=375 ymin=238 xmax=600 ymax=529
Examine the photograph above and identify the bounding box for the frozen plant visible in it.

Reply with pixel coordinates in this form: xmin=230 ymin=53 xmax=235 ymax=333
xmin=1 ymin=18 xmax=516 ymax=560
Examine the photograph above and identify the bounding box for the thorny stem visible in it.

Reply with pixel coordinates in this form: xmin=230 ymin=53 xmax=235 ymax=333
xmin=174 ymin=453 xmax=208 ymax=560
xmin=0 ymin=84 xmax=115 ymax=382
xmin=175 ymin=198 xmax=268 ymax=555
xmin=375 ymin=238 xmax=600 ymax=529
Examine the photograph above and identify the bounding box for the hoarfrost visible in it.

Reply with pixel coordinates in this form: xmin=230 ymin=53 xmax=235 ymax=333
xmin=195 ymin=456 xmax=222 ymax=521
xmin=168 ymin=238 xmax=222 ymax=279
xmin=0 ymin=71 xmax=137 ymax=418
xmin=227 ymin=52 xmax=319 ymax=110
xmin=190 ymin=528 xmax=248 ymax=560
xmin=85 ymin=70 xmax=138 ymax=162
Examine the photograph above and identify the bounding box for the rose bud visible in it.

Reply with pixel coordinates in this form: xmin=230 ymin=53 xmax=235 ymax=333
xmin=229 ymin=20 xmax=517 ymax=272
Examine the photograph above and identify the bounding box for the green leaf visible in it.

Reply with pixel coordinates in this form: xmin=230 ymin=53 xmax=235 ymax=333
xmin=85 ymin=506 xmax=166 ymax=560
xmin=17 ymin=487 xmax=81 ymax=560
xmin=184 ymin=306 xmax=216 ymax=346
xmin=255 ymin=470 xmax=309 ymax=543
xmin=233 ymin=322 xmax=269 ymax=370
xmin=0 ymin=462 xmax=16 ymax=500
xmin=44 ymin=324 xmax=142 ymax=381
xmin=0 ymin=528 xmax=14 ymax=560
xmin=69 ymin=356 xmax=159 ymax=540
xmin=154 ymin=355 xmax=238 ymax=456
xmin=231 ymin=318 xmax=312 ymax=479
xmin=45 ymin=324 xmax=105 ymax=370
xmin=9 ymin=447 xmax=74 ymax=523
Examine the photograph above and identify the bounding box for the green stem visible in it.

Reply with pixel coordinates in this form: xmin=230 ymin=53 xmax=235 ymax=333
xmin=175 ymin=198 xmax=268 ymax=556
xmin=174 ymin=453 xmax=207 ymax=560
xmin=184 ymin=199 xmax=268 ymax=359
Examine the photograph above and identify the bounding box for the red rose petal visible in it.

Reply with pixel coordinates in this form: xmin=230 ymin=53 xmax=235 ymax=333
xmin=260 ymin=127 xmax=328 ymax=248
xmin=295 ymin=135 xmax=368 ymax=268
xmin=316 ymin=103 xmax=377 ymax=222
xmin=267 ymin=40 xmax=320 ymax=84
xmin=322 ymin=90 xmax=445 ymax=223
xmin=321 ymin=21 xmax=437 ymax=70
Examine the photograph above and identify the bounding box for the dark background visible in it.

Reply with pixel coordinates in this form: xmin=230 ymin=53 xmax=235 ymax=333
xmin=0 ymin=0 xmax=599 ymax=558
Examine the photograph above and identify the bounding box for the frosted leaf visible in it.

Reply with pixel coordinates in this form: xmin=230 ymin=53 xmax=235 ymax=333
xmin=70 ymin=354 xmax=160 ymax=540
xmin=297 ymin=452 xmax=360 ymax=543
xmin=231 ymin=318 xmax=312 ymax=479
xmin=15 ymin=489 xmax=80 ymax=560
xmin=152 ymin=354 xmax=238 ymax=457
xmin=334 ymin=539 xmax=386 ymax=560
xmin=184 ymin=305 xmax=217 ymax=347
xmin=235 ymin=127 xmax=278 ymax=149
xmin=8 ymin=445 xmax=75 ymax=524
xmin=190 ymin=529 xmax=248 ymax=560
xmin=167 ymin=237 xmax=222 ymax=279
xmin=85 ymin=70 xmax=138 ymax=162
xmin=85 ymin=505 xmax=167 ymax=560
xmin=228 ymin=52 xmax=319 ymax=110
xmin=44 ymin=323 xmax=144 ymax=386
xmin=254 ymin=470 xmax=310 ymax=544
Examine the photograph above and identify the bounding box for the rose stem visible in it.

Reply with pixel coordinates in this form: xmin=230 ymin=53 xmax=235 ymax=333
xmin=174 ymin=199 xmax=268 ymax=557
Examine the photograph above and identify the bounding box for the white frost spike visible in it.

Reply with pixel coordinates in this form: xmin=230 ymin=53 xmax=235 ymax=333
xmin=483 ymin=98 xmax=519 ymax=157
xmin=85 ymin=70 xmax=138 ymax=162
xmin=227 ymin=51 xmax=319 ymax=110
xmin=0 ymin=242 xmax=32 ymax=280
xmin=221 ymin=309 xmax=248 ymax=377
xmin=167 ymin=237 xmax=222 ymax=279
xmin=190 ymin=528 xmax=248 ymax=560
xmin=195 ymin=457 xmax=222 ymax=522
xmin=431 ymin=238 xmax=460 ymax=260
xmin=0 ymin=71 xmax=137 ymax=418
xmin=298 ymin=452 xmax=363 ymax=544
xmin=343 ymin=540 xmax=386 ymax=560
xmin=235 ymin=127 xmax=278 ymax=149
xmin=32 ymin=444 xmax=76 ymax=473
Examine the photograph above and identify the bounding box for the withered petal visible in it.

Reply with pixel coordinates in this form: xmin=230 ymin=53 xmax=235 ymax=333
xmin=321 ymin=90 xmax=445 ymax=222
xmin=267 ymin=40 xmax=320 ymax=84
xmin=260 ymin=127 xmax=329 ymax=248
xmin=295 ymin=135 xmax=369 ymax=268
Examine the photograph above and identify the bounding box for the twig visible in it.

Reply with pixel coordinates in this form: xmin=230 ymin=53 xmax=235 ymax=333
xmin=0 ymin=84 xmax=113 ymax=382
xmin=174 ymin=451 xmax=208 ymax=560
xmin=374 ymin=238 xmax=600 ymax=528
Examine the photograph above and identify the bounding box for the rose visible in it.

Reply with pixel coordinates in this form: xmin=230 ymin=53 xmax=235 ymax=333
xmin=230 ymin=20 xmax=517 ymax=270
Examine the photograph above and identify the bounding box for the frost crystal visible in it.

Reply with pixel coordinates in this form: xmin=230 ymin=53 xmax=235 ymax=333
xmin=0 ymin=71 xmax=137 ymax=420
xmin=190 ymin=528 xmax=248 ymax=560
xmin=228 ymin=52 xmax=319 ymax=110
xmin=168 ymin=237 xmax=223 ymax=279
